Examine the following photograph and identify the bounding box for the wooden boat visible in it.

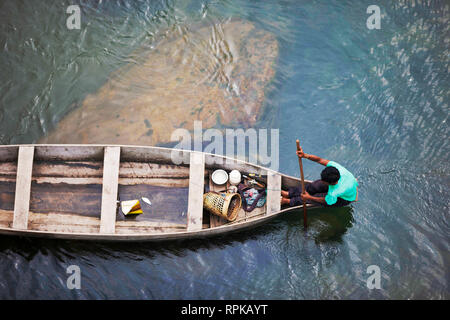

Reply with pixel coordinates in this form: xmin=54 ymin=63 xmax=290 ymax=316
xmin=0 ymin=144 xmax=321 ymax=241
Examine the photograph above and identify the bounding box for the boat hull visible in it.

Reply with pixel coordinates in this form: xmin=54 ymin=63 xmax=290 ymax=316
xmin=0 ymin=144 xmax=317 ymax=241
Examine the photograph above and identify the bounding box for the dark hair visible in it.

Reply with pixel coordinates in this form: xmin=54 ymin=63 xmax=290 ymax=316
xmin=321 ymin=166 xmax=340 ymax=184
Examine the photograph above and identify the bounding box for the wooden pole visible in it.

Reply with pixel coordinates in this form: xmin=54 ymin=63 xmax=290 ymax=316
xmin=296 ymin=140 xmax=307 ymax=228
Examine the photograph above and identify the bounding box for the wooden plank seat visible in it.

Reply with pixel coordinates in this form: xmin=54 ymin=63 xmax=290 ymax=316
xmin=12 ymin=146 xmax=34 ymax=230
xmin=267 ymin=171 xmax=281 ymax=214
xmin=187 ymin=152 xmax=205 ymax=231
xmin=100 ymin=146 xmax=121 ymax=234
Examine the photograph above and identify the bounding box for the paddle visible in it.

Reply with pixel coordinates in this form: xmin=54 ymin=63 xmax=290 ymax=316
xmin=296 ymin=139 xmax=307 ymax=228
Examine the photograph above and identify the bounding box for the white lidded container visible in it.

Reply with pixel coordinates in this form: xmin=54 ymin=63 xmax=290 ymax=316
xmin=229 ymin=170 xmax=241 ymax=185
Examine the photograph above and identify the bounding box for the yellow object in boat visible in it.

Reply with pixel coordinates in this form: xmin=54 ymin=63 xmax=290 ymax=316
xmin=121 ymin=200 xmax=143 ymax=215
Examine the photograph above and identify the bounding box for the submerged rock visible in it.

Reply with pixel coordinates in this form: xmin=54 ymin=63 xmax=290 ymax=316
xmin=40 ymin=19 xmax=278 ymax=146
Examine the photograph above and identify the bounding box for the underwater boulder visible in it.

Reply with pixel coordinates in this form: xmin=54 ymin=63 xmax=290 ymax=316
xmin=40 ymin=19 xmax=278 ymax=146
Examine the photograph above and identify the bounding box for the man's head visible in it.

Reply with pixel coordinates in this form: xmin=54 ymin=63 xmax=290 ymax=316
xmin=321 ymin=166 xmax=340 ymax=185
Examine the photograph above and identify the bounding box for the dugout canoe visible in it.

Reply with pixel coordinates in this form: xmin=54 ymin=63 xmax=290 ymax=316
xmin=0 ymin=144 xmax=321 ymax=241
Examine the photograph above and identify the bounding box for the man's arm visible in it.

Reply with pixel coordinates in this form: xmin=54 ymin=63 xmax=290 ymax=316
xmin=301 ymin=192 xmax=327 ymax=204
xmin=296 ymin=147 xmax=329 ymax=166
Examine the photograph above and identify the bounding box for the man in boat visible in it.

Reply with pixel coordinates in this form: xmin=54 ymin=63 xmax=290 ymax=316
xmin=280 ymin=147 xmax=358 ymax=207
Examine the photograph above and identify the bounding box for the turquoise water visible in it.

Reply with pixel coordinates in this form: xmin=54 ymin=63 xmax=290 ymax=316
xmin=0 ymin=0 xmax=449 ymax=299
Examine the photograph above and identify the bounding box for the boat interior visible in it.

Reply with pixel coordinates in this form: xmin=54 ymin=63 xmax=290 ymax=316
xmin=0 ymin=145 xmax=307 ymax=238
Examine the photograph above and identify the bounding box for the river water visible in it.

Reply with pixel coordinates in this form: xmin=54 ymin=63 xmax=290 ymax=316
xmin=0 ymin=0 xmax=448 ymax=299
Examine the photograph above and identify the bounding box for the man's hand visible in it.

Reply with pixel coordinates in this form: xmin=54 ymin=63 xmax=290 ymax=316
xmin=296 ymin=146 xmax=306 ymax=159
xmin=300 ymin=191 xmax=311 ymax=201
xmin=301 ymin=192 xmax=327 ymax=204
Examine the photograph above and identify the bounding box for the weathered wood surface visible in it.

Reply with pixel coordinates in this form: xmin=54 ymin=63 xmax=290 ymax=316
xmin=267 ymin=171 xmax=281 ymax=215
xmin=25 ymin=211 xmax=186 ymax=234
xmin=28 ymin=212 xmax=100 ymax=234
xmin=29 ymin=182 xmax=102 ymax=216
xmin=22 ymin=183 xmax=189 ymax=233
xmin=0 ymin=154 xmax=193 ymax=233
xmin=0 ymin=144 xmax=322 ymax=240
xmin=0 ymin=180 xmax=15 ymax=211
xmin=0 ymin=160 xmax=192 ymax=187
xmin=34 ymin=145 xmax=104 ymax=161
xmin=0 ymin=146 xmax=19 ymax=162
xmin=100 ymin=147 xmax=121 ymax=234
xmin=117 ymin=184 xmax=188 ymax=225
xmin=0 ymin=209 xmax=13 ymax=228
xmin=187 ymin=152 xmax=205 ymax=231
xmin=0 ymin=161 xmax=190 ymax=178
xmin=12 ymin=146 xmax=34 ymax=230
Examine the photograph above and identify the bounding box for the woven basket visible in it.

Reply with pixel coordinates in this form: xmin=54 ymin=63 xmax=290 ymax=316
xmin=203 ymin=192 xmax=241 ymax=222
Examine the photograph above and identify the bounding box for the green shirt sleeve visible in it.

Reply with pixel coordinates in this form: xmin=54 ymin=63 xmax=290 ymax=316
xmin=327 ymin=161 xmax=339 ymax=168
xmin=325 ymin=194 xmax=337 ymax=205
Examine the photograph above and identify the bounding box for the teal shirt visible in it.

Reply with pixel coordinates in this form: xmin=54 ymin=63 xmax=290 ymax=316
xmin=325 ymin=161 xmax=358 ymax=205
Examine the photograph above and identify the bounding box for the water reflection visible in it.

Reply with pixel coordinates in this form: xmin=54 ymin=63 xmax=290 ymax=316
xmin=282 ymin=207 xmax=354 ymax=244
